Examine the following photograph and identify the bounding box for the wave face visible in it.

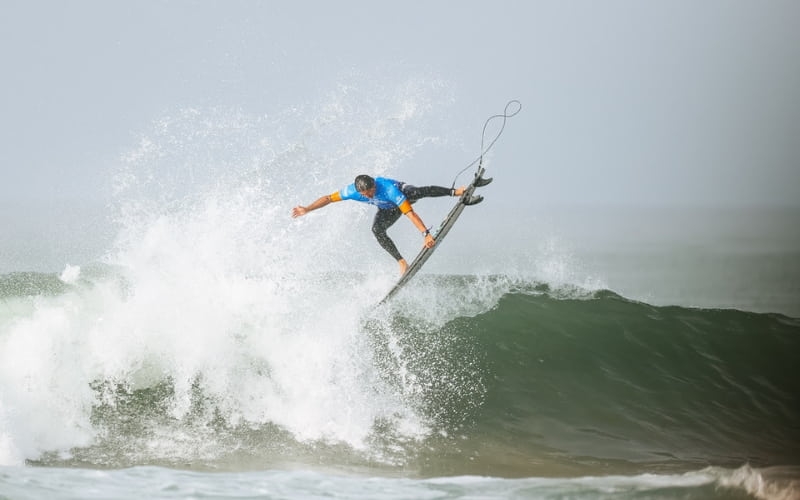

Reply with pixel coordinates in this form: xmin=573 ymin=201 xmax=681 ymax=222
xmin=400 ymin=283 xmax=800 ymax=476
xmin=2 ymin=272 xmax=798 ymax=478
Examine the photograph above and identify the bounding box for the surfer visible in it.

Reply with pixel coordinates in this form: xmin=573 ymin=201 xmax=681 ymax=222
xmin=292 ymin=175 xmax=472 ymax=274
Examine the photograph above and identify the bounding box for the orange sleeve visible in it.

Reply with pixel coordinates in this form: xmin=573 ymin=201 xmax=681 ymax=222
xmin=398 ymin=199 xmax=413 ymax=214
xmin=329 ymin=191 xmax=342 ymax=202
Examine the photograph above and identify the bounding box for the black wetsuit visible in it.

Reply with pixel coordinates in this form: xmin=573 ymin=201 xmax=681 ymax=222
xmin=371 ymin=184 xmax=451 ymax=261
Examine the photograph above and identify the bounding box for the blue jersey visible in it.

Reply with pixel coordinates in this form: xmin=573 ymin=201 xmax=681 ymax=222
xmin=335 ymin=177 xmax=407 ymax=210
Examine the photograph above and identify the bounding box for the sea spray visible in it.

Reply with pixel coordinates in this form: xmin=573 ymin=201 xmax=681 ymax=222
xmin=0 ymin=77 xmax=468 ymax=467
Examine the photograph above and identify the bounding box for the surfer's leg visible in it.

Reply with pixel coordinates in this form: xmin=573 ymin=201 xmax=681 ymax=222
xmin=372 ymin=208 xmax=404 ymax=261
xmin=401 ymin=177 xmax=493 ymax=202
xmin=401 ymin=184 xmax=454 ymax=202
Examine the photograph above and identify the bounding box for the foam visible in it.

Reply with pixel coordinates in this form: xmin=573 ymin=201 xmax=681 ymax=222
xmin=0 ymin=76 xmax=455 ymax=465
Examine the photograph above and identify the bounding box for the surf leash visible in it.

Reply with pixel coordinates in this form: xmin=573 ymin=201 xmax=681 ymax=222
xmin=450 ymin=99 xmax=522 ymax=190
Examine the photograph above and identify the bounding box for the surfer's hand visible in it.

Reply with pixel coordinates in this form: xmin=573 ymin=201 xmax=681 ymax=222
xmin=423 ymin=233 xmax=435 ymax=248
xmin=291 ymin=206 xmax=307 ymax=218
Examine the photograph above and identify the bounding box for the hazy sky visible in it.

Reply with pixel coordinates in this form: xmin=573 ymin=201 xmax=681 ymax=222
xmin=1 ymin=0 xmax=799 ymax=207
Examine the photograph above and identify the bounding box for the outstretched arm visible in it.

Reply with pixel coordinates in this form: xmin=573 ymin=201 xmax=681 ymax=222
xmin=292 ymin=195 xmax=334 ymax=218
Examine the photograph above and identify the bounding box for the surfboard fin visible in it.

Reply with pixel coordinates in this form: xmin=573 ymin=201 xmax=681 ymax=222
xmin=475 ymin=176 xmax=493 ymax=187
xmin=463 ymin=195 xmax=484 ymax=206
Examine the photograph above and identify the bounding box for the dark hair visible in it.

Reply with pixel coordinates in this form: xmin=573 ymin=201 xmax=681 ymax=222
xmin=354 ymin=175 xmax=375 ymax=192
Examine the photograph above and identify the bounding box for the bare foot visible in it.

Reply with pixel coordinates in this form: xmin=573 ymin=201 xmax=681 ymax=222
xmin=398 ymin=259 xmax=409 ymax=275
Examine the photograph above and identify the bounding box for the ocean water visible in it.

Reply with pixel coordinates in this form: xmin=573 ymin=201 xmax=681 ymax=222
xmin=2 ymin=88 xmax=799 ymax=499
xmin=2 ymin=269 xmax=799 ymax=499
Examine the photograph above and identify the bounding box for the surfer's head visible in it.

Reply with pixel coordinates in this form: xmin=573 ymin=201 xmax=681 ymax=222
xmin=355 ymin=175 xmax=376 ymax=197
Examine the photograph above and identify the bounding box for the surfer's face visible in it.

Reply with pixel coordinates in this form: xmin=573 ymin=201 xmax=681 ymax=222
xmin=359 ymin=187 xmax=377 ymax=198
